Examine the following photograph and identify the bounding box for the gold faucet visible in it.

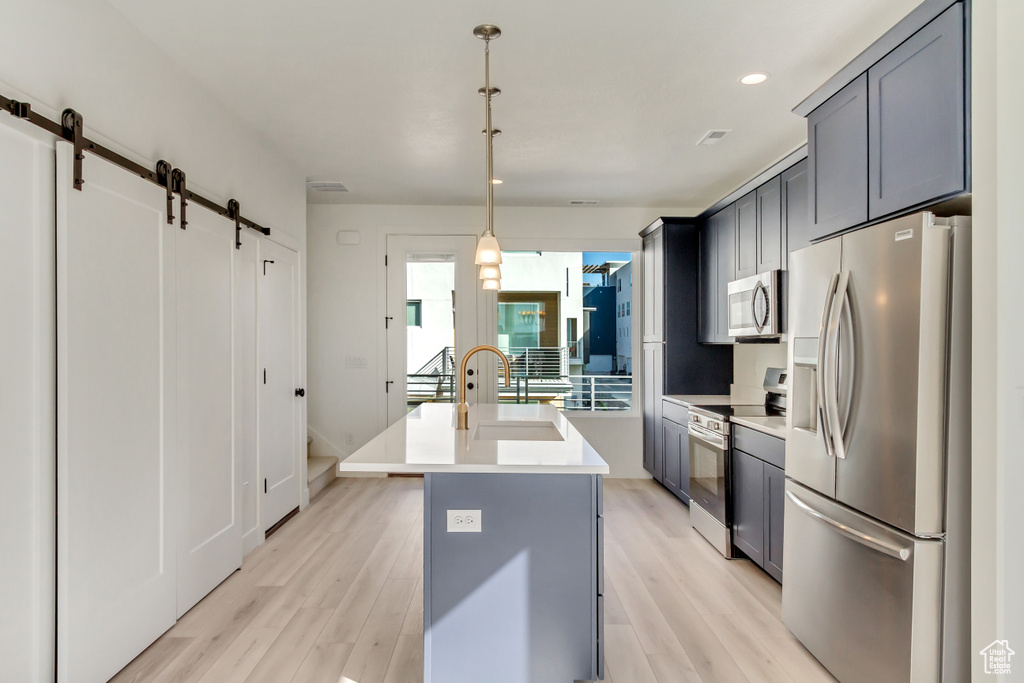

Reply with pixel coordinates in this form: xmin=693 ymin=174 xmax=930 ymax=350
xmin=457 ymin=345 xmax=511 ymax=430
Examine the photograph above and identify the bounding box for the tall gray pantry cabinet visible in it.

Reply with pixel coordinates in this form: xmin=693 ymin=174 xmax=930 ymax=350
xmin=640 ymin=219 xmax=732 ymax=497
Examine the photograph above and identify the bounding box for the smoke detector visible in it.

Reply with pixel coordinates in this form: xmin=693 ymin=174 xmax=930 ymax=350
xmin=306 ymin=180 xmax=349 ymax=192
xmin=569 ymin=200 xmax=600 ymax=206
xmin=697 ymin=130 xmax=731 ymax=146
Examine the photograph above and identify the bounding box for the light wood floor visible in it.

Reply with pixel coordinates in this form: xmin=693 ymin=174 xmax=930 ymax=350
xmin=111 ymin=476 xmax=836 ymax=683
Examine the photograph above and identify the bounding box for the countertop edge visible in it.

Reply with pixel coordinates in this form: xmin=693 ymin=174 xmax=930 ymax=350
xmin=730 ymin=415 xmax=788 ymax=440
xmin=337 ymin=462 xmax=611 ymax=475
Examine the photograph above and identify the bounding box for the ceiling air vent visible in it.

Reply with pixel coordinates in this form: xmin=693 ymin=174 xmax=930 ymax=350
xmin=697 ymin=130 xmax=731 ymax=146
xmin=307 ymin=180 xmax=349 ymax=192
xmin=569 ymin=200 xmax=600 ymax=206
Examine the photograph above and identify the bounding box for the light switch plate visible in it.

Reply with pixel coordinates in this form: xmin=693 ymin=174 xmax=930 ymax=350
xmin=446 ymin=509 xmax=482 ymax=533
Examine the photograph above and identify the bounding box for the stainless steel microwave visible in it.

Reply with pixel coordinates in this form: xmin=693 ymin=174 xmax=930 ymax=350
xmin=727 ymin=270 xmax=780 ymax=338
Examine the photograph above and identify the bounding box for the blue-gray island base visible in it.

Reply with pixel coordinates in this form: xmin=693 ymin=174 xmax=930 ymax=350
xmin=423 ymin=472 xmax=604 ymax=682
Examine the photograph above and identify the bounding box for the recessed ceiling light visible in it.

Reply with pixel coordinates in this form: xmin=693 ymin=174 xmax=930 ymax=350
xmin=492 ymin=179 xmax=503 ymax=185
xmin=740 ymin=72 xmax=769 ymax=85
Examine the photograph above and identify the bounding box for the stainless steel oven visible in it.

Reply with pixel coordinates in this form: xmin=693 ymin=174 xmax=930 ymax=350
xmin=727 ymin=270 xmax=780 ymax=339
xmin=688 ymin=408 xmax=732 ymax=557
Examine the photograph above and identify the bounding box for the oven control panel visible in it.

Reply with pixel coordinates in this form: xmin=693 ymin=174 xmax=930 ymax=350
xmin=688 ymin=409 xmax=728 ymax=437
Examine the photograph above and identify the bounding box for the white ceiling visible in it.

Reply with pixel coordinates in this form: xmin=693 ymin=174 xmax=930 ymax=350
xmin=107 ymin=0 xmax=919 ymax=211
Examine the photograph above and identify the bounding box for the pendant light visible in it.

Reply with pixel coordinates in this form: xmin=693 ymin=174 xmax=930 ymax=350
xmin=474 ymin=24 xmax=503 ymax=287
xmin=478 ymin=264 xmax=501 ymax=280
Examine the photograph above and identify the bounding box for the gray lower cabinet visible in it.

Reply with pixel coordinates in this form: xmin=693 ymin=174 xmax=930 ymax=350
xmin=642 ymin=343 xmax=664 ymax=481
xmin=764 ymin=462 xmax=785 ymax=582
xmin=424 ymin=473 xmax=603 ymax=682
xmin=661 ymin=401 xmax=690 ymax=504
xmin=731 ymin=424 xmax=785 ymax=582
xmin=807 ymin=73 xmax=869 ymax=240
xmin=868 ymin=2 xmax=965 ymax=219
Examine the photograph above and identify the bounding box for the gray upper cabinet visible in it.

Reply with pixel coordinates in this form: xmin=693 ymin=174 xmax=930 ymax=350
xmin=756 ymin=176 xmax=784 ymax=272
xmin=782 ymin=159 xmax=811 ymax=254
xmin=734 ymin=191 xmax=757 ymax=279
xmin=868 ymin=3 xmax=965 ymax=219
xmin=714 ymin=205 xmax=735 ymax=343
xmin=698 ymin=223 xmax=716 ymax=343
xmin=807 ymin=73 xmax=869 ymax=240
xmin=642 ymin=229 xmax=664 ymax=342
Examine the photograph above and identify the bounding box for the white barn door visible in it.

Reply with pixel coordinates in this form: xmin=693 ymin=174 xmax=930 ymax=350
xmin=56 ymin=143 xmax=177 ymax=682
xmin=258 ymin=238 xmax=302 ymax=530
xmin=174 ymin=201 xmax=242 ymax=617
xmin=0 ymin=116 xmax=56 ymax=683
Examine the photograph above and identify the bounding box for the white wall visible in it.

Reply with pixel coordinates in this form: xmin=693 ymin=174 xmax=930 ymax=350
xmin=307 ymin=204 xmax=691 ymax=477
xmin=0 ymin=3 xmax=306 ymax=680
xmin=733 ymin=343 xmax=788 ymax=395
xmin=971 ymin=1 xmax=1024 ymax=673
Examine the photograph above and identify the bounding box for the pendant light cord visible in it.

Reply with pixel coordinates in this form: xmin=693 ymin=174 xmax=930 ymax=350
xmin=484 ymin=36 xmax=494 ymax=238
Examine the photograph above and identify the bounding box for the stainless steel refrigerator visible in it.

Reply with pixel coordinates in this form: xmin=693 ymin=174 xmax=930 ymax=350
xmin=782 ymin=212 xmax=971 ymax=682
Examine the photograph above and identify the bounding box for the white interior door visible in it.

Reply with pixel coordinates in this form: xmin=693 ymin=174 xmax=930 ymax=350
xmin=175 ymin=201 xmax=242 ymax=617
xmin=56 ymin=143 xmax=177 ymax=683
xmin=258 ymin=238 xmax=302 ymax=530
xmin=234 ymin=230 xmax=261 ymax=555
xmin=0 ymin=116 xmax=56 ymax=683
xmin=385 ymin=235 xmax=478 ymax=426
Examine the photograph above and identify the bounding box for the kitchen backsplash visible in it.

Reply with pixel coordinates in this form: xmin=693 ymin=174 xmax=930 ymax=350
xmin=733 ymin=342 xmax=788 ymax=397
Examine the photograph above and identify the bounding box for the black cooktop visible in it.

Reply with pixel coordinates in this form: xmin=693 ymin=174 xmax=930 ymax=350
xmin=689 ymin=404 xmax=786 ymax=420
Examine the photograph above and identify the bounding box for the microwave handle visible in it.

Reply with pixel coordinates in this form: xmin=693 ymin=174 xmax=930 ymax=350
xmin=751 ymin=281 xmax=768 ymax=333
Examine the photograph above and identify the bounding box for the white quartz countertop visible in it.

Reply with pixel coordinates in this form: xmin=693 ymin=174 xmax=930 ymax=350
xmin=731 ymin=415 xmax=787 ymax=440
xmin=338 ymin=403 xmax=610 ymax=475
xmin=662 ymin=394 xmax=733 ymax=407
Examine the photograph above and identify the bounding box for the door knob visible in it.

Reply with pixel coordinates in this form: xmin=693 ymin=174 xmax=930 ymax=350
xmin=295 ymin=388 xmax=305 ymax=397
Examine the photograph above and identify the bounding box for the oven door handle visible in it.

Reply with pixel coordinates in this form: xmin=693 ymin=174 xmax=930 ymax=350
xmin=688 ymin=424 xmax=727 ymax=451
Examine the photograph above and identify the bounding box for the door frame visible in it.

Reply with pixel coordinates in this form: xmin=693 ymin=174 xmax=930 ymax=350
xmin=384 ymin=234 xmax=480 ymax=426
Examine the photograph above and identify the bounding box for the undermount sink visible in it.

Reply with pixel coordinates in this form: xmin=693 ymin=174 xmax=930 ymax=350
xmin=472 ymin=420 xmax=565 ymax=442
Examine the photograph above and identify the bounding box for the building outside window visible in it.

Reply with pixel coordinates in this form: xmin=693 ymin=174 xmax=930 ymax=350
xmin=496 ymin=251 xmax=633 ymax=411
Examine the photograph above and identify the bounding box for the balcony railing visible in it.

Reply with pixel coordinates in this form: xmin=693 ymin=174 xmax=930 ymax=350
xmin=500 ymin=346 xmax=568 ymax=378
xmin=407 ymin=345 xmax=631 ymax=411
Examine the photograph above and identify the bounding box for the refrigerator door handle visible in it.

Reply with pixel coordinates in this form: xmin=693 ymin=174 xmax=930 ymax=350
xmin=785 ymin=490 xmax=911 ymax=561
xmin=825 ymin=271 xmax=851 ymax=459
xmin=817 ymin=273 xmax=840 ymax=458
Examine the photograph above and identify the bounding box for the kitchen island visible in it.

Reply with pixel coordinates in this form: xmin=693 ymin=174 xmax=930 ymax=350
xmin=339 ymin=403 xmax=608 ymax=683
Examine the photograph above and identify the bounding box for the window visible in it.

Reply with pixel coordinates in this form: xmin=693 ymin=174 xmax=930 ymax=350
xmin=406 ymin=300 xmax=422 ymax=327
xmin=495 ymin=250 xmax=634 ymax=412
xmin=626 ymin=301 xmax=630 ymax=315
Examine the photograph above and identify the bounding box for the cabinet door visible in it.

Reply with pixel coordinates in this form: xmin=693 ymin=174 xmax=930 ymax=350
xmin=642 ymin=230 xmax=664 ymax=342
xmin=714 ymin=205 xmax=736 ymax=343
xmin=734 ymin=191 xmax=757 ymax=279
xmin=808 ymin=73 xmax=868 ymax=240
xmin=782 ymin=159 xmax=811 ymax=254
xmin=698 ymin=222 xmax=716 ymax=343
xmin=731 ymin=449 xmax=764 ymax=566
xmin=757 ymin=176 xmax=784 ymax=272
xmin=642 ymin=345 xmax=656 ymax=477
xmin=868 ymin=3 xmax=965 ymax=219
xmin=678 ymin=415 xmax=690 ymax=503
xmin=662 ymin=419 xmax=682 ymax=496
xmin=642 ymin=343 xmax=664 ymax=481
xmin=764 ymin=463 xmax=785 ymax=582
